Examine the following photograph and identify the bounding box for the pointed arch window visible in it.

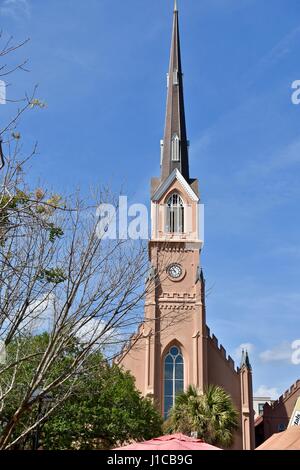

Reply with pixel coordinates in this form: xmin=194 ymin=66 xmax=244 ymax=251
xmin=173 ymin=69 xmax=179 ymax=85
xmin=160 ymin=140 xmax=164 ymax=166
xmin=166 ymin=193 xmax=184 ymax=233
xmin=164 ymin=345 xmax=184 ymax=419
xmin=171 ymin=134 xmax=180 ymax=162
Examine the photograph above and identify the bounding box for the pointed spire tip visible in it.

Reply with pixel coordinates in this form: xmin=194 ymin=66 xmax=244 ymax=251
xmin=240 ymin=349 xmax=251 ymax=370
xmin=174 ymin=0 xmax=178 ymax=12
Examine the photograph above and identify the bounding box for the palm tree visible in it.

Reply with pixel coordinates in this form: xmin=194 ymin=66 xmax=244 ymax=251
xmin=165 ymin=385 xmax=239 ymax=448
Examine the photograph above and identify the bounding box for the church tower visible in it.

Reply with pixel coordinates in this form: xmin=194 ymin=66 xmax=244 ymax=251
xmin=117 ymin=2 xmax=254 ymax=450
xmin=147 ymin=1 xmax=206 ymax=419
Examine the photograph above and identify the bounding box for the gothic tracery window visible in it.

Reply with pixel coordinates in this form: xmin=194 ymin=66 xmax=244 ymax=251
xmin=164 ymin=345 xmax=184 ymax=419
xmin=166 ymin=193 xmax=184 ymax=233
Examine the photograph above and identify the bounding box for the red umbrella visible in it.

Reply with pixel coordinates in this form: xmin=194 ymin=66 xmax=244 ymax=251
xmin=115 ymin=433 xmax=222 ymax=450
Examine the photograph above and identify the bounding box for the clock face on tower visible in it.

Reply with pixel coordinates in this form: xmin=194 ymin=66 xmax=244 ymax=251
xmin=167 ymin=263 xmax=183 ymax=280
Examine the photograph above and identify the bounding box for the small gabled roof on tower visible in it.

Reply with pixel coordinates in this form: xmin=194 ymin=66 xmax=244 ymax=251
xmin=161 ymin=1 xmax=189 ymax=181
xmin=152 ymin=168 xmax=199 ymax=202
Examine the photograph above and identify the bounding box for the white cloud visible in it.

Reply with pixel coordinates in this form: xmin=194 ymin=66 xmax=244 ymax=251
xmin=254 ymin=385 xmax=279 ymax=400
xmin=252 ymin=25 xmax=300 ymax=77
xmin=75 ymin=318 xmax=129 ymax=358
xmin=233 ymin=342 xmax=255 ymax=362
xmin=22 ymin=294 xmax=55 ymax=334
xmin=75 ymin=318 xmax=108 ymax=345
xmin=0 ymin=295 xmax=54 ymax=340
xmin=260 ymin=341 xmax=292 ymax=363
xmin=0 ymin=0 xmax=30 ymax=20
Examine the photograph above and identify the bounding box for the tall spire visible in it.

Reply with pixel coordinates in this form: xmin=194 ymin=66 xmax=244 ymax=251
xmin=161 ymin=3 xmax=189 ymax=181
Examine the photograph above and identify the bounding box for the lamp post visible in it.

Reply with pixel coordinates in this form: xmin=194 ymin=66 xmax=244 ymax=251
xmin=31 ymin=389 xmax=52 ymax=450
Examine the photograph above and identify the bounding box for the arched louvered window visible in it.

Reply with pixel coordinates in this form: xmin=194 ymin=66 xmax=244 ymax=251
xmin=173 ymin=69 xmax=179 ymax=85
xmin=166 ymin=193 xmax=184 ymax=233
xmin=171 ymin=134 xmax=180 ymax=162
xmin=164 ymin=345 xmax=184 ymax=419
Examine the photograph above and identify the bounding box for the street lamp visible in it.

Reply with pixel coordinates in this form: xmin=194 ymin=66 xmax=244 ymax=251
xmin=31 ymin=389 xmax=53 ymax=450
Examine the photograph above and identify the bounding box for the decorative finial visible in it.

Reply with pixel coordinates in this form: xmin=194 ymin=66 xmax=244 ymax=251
xmin=174 ymin=0 xmax=178 ymax=12
xmin=240 ymin=349 xmax=252 ymax=370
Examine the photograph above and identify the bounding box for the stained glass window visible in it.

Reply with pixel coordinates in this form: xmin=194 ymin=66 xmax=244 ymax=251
xmin=163 ymin=345 xmax=184 ymax=419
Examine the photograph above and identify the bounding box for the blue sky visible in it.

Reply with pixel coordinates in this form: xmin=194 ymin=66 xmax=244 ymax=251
xmin=1 ymin=0 xmax=300 ymax=399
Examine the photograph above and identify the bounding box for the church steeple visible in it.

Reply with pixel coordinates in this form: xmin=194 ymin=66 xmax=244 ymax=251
xmin=161 ymin=2 xmax=189 ymax=181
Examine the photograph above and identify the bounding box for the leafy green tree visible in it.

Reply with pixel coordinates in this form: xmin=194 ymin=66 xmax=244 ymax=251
xmin=0 ymin=334 xmax=80 ymax=447
xmin=0 ymin=335 xmax=162 ymax=450
xmin=43 ymin=358 xmax=162 ymax=450
xmin=0 ymin=32 xmax=155 ymax=450
xmin=165 ymin=385 xmax=239 ymax=448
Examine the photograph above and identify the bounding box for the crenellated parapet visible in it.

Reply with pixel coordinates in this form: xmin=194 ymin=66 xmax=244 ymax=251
xmin=268 ymin=379 xmax=300 ymax=409
xmin=207 ymin=329 xmax=238 ymax=373
xmin=159 ymin=292 xmax=196 ymax=301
